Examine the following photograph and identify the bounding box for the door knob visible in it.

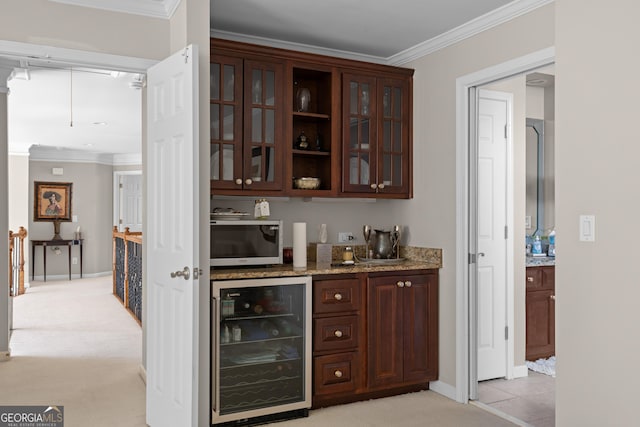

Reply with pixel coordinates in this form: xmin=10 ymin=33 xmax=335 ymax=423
xmin=170 ymin=266 xmax=190 ymax=280
xmin=405 ymin=280 xmax=412 ymax=287
xmin=397 ymin=281 xmax=405 ymax=288
xmin=245 ymin=178 xmax=253 ymax=185
xmin=378 ymin=183 xmax=385 ymax=189
xmin=235 ymin=178 xmax=242 ymax=185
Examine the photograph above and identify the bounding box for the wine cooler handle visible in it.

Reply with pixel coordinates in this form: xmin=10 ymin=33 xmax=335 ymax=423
xmin=212 ymin=296 xmax=220 ymax=412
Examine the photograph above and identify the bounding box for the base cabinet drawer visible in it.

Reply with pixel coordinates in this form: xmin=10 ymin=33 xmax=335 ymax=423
xmin=313 ymin=315 xmax=359 ymax=352
xmin=313 ymin=278 xmax=361 ymax=314
xmin=314 ymin=352 xmax=360 ymax=396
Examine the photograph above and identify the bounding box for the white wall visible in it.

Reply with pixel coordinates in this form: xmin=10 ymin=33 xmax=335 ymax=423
xmin=555 ymin=0 xmax=640 ymax=424
xmin=8 ymin=154 xmax=30 ymax=285
xmin=401 ymin=4 xmax=555 ymax=387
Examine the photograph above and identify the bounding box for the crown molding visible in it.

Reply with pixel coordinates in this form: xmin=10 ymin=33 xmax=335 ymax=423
xmin=48 ymin=0 xmax=180 ymax=19
xmin=388 ymin=0 xmax=554 ymax=66
xmin=29 ymin=146 xmax=141 ymax=166
xmin=210 ymin=30 xmax=388 ymax=65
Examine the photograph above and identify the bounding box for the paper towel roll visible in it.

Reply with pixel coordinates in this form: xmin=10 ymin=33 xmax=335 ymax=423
xmin=293 ymin=222 xmax=307 ymax=269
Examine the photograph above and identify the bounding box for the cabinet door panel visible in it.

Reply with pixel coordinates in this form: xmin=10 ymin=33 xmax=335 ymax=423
xmin=377 ymin=78 xmax=410 ymax=195
xmin=526 ymin=289 xmax=555 ymax=360
xmin=343 ymin=74 xmax=377 ymax=193
xmin=210 ymin=55 xmax=243 ymax=189
xmin=402 ymin=274 xmax=438 ymax=383
xmin=244 ymin=60 xmax=284 ymax=191
xmin=367 ymin=276 xmax=403 ymax=388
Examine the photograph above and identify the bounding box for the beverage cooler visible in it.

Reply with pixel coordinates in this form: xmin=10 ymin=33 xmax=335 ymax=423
xmin=211 ymin=276 xmax=312 ymax=425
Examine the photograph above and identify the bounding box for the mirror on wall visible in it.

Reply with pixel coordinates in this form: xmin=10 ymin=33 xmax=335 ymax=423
xmin=526 ymin=118 xmax=544 ymax=236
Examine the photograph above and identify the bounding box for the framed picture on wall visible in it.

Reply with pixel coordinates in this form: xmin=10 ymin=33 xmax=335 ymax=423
xmin=34 ymin=181 xmax=73 ymax=222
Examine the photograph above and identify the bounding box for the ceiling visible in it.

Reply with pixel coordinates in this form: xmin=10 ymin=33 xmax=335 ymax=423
xmin=5 ymin=0 xmax=548 ymax=161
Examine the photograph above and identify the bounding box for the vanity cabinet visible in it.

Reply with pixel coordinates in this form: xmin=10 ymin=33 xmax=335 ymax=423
xmin=525 ymin=266 xmax=555 ymax=360
xmin=342 ymin=74 xmax=412 ymax=198
xmin=210 ymin=45 xmax=285 ymax=194
xmin=210 ymin=38 xmax=413 ymax=199
xmin=367 ymin=271 xmax=438 ymax=390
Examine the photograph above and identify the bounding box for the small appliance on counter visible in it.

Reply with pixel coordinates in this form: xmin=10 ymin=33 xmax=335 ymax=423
xmin=210 ymin=217 xmax=283 ymax=267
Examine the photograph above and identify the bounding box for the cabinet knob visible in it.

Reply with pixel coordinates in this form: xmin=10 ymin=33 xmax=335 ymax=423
xmin=370 ymin=184 xmax=377 ymax=190
xmin=334 ymin=293 xmax=343 ymax=301
xmin=378 ymin=183 xmax=385 ymax=189
xmin=550 ymin=295 xmax=556 ymax=300
xmin=235 ymin=178 xmax=242 ymax=185
xmin=245 ymin=178 xmax=253 ymax=185
xmin=334 ymin=370 xmax=343 ymax=378
xmin=334 ymin=330 xmax=343 ymax=338
xmin=405 ymin=280 xmax=412 ymax=287
xmin=397 ymin=281 xmax=405 ymax=288
xmin=527 ymin=276 xmax=534 ymax=282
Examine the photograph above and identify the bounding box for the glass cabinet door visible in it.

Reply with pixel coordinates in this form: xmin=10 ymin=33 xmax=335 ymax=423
xmin=211 ymin=55 xmax=243 ymax=189
xmin=243 ymin=60 xmax=284 ymax=191
xmin=342 ymin=74 xmax=377 ymax=193
xmin=378 ymin=78 xmax=410 ymax=194
xmin=213 ymin=278 xmax=310 ymax=418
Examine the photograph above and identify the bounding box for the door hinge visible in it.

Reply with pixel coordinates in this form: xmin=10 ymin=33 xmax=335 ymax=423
xmin=119 ymin=183 xmax=123 ymax=189
xmin=182 ymin=47 xmax=190 ymax=64
xmin=468 ymin=253 xmax=476 ymax=264
xmin=505 ymin=225 xmax=508 ymax=239
xmin=504 ymin=124 xmax=508 ymax=139
xmin=119 ymin=219 xmax=123 ymax=224
xmin=505 ymin=326 xmax=509 ymax=340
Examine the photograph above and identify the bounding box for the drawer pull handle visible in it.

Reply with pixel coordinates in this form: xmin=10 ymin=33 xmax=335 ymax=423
xmin=405 ymin=280 xmax=412 ymax=287
xmin=334 ymin=370 xmax=343 ymax=378
xmin=397 ymin=281 xmax=404 ymax=288
xmin=527 ymin=277 xmax=534 ymax=282
xmin=334 ymin=330 xmax=343 ymax=338
xmin=334 ymin=293 xmax=343 ymax=301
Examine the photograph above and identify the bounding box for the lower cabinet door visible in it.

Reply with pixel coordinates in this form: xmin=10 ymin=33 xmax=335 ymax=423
xmin=313 ymin=352 xmax=360 ymax=396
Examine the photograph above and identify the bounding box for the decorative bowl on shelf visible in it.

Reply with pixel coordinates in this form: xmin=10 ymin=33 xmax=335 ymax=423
xmin=294 ymin=177 xmax=320 ymax=190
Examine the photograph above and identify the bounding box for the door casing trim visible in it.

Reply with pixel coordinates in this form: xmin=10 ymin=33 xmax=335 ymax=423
xmin=455 ymin=46 xmax=555 ymax=403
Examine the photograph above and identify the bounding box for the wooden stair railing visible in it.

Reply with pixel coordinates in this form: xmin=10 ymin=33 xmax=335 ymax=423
xmin=112 ymin=226 xmax=143 ymax=324
xmin=9 ymin=226 xmax=28 ymax=296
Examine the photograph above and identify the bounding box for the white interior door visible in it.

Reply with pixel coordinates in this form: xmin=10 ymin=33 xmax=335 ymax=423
xmin=477 ymin=89 xmax=508 ymax=381
xmin=114 ymin=171 xmax=143 ymax=232
xmin=146 ymin=45 xmax=199 ymax=427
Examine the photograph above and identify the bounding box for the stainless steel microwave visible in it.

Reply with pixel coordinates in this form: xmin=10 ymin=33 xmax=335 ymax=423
xmin=210 ymin=219 xmax=283 ymax=267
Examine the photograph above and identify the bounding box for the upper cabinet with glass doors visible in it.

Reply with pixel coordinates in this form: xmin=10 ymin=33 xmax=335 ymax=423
xmin=211 ymin=39 xmax=413 ymax=199
xmin=342 ymin=74 xmax=411 ymax=198
xmin=211 ymin=47 xmax=285 ymax=194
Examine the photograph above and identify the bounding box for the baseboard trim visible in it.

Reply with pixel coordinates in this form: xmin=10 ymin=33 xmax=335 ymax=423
xmin=30 ymin=271 xmax=112 ymax=281
xmin=429 ymin=380 xmax=457 ymax=401
xmin=139 ymin=364 xmax=147 ymax=384
xmin=513 ymin=364 xmax=529 ymax=378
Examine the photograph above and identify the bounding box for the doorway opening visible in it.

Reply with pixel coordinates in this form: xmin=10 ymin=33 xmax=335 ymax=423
xmin=454 ymin=46 xmax=555 ymax=408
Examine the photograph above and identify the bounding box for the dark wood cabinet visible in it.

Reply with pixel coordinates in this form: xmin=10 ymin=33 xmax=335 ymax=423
xmin=367 ymin=271 xmax=438 ymax=389
xmin=311 ymin=270 xmax=438 ymax=408
xmin=210 ymin=44 xmax=285 ymax=194
xmin=210 ymin=38 xmax=414 ymax=199
xmin=526 ymin=266 xmax=555 ymax=360
xmin=342 ymin=74 xmax=412 ymax=198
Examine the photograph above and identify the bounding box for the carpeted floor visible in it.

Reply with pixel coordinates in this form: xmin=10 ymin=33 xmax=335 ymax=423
xmin=1 ymin=276 xmax=146 ymax=427
xmin=0 ymin=276 xmax=517 ymax=427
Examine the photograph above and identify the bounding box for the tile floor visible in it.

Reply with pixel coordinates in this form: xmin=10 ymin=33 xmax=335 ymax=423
xmin=477 ymin=371 xmax=555 ymax=427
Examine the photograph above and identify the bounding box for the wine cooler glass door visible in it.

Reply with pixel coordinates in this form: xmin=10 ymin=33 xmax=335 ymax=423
xmin=212 ymin=275 xmax=312 ymax=424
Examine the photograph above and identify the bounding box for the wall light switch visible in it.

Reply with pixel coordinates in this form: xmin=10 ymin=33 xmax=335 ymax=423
xmin=525 ymin=216 xmax=531 ymax=229
xmin=72 ymin=215 xmax=78 ymax=223
xmin=580 ymin=215 xmax=595 ymax=242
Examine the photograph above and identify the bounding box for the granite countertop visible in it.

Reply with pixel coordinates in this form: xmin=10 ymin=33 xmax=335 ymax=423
xmin=526 ymin=256 xmax=556 ymax=267
xmin=210 ymin=246 xmax=442 ymax=280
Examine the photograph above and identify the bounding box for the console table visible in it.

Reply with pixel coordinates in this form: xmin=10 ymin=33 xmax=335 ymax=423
xmin=31 ymin=239 xmax=83 ymax=282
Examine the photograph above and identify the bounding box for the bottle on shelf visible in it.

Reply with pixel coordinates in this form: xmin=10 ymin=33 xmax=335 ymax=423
xmin=221 ymin=324 xmax=230 ymax=344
